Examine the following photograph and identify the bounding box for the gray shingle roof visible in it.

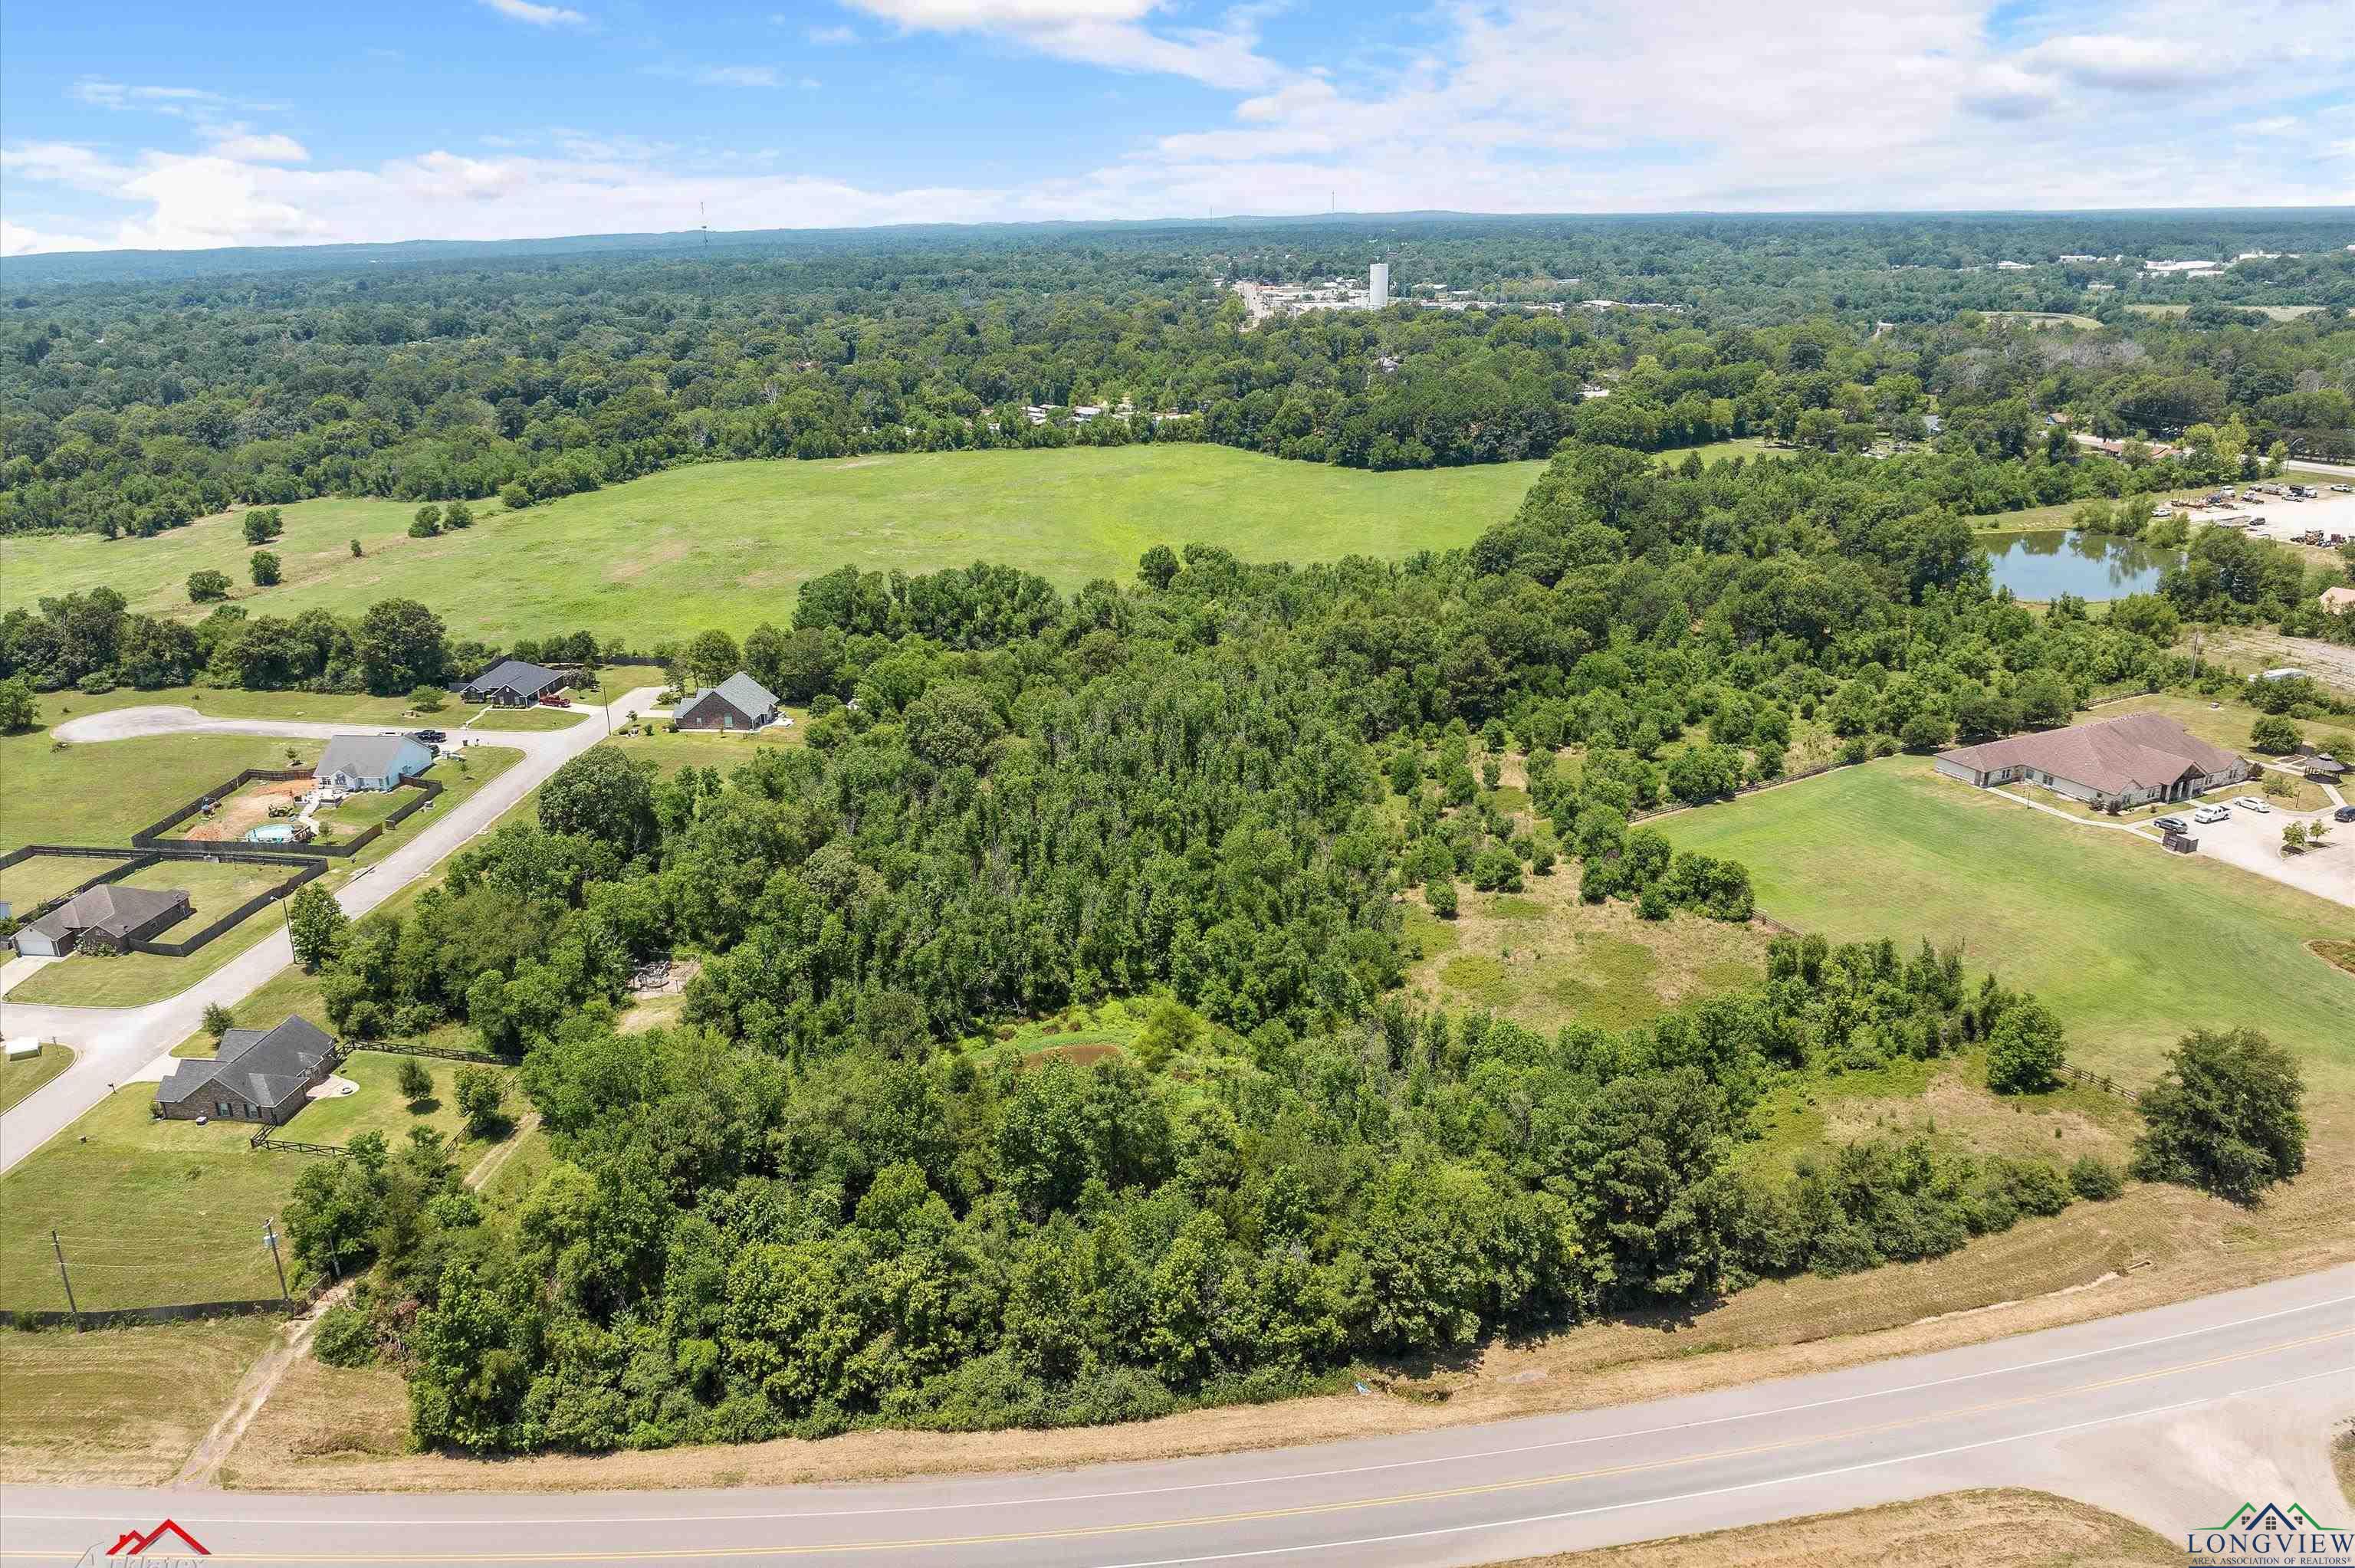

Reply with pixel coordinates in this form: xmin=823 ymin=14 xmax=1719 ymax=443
xmin=158 ymin=1015 xmax=336 ymax=1113
xmin=465 ymin=658 xmax=565 ymax=696
xmin=686 ymin=670 xmax=779 ymax=722
xmin=317 ymin=733 xmax=432 ymax=781
xmin=25 ymin=883 xmax=189 ymax=943
xmin=1939 ymin=713 xmax=2242 ymax=795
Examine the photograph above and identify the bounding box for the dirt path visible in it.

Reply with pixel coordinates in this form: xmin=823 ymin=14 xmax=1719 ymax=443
xmin=171 ymin=1285 xmax=350 ymax=1489
xmin=170 ymin=1114 xmax=540 ymax=1488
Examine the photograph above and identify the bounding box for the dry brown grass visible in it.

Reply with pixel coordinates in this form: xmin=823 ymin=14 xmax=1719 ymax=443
xmin=218 ymin=1116 xmax=2354 ymax=1494
xmin=1497 ymin=1488 xmax=2178 ymax=1567
xmin=0 ymin=1316 xmax=282 ymax=1485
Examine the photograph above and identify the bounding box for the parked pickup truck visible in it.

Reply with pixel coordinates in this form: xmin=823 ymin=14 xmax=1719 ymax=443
xmin=538 ymin=694 xmax=572 ymax=707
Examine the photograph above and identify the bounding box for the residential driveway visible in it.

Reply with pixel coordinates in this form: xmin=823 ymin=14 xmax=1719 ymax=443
xmin=0 ymin=689 xmax=662 ymax=1174
xmin=2163 ymin=799 xmax=2354 ymax=907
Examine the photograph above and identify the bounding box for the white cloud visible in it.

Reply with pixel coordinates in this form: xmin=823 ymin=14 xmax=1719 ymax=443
xmin=807 ymin=23 xmax=859 ymax=44
xmin=204 ymin=130 xmax=310 ymax=162
xmin=1 ymin=218 xmax=109 ymax=256
xmin=69 ymin=80 xmax=228 ymax=116
xmin=480 ymin=0 xmax=589 ymax=26
xmin=8 ymin=0 xmax=2353 ymax=256
xmin=842 ymin=0 xmax=1278 ymax=89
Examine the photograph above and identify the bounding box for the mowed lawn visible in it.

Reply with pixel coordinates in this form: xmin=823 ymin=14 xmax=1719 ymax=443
xmin=0 ymin=1086 xmax=308 ymax=1311
xmin=0 ymin=447 xmax=1546 ymax=645
xmin=1664 ymin=757 xmax=2355 ymax=1090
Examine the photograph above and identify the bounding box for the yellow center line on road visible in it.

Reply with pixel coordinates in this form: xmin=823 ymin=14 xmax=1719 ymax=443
xmin=8 ymin=1327 xmax=2348 ymax=1565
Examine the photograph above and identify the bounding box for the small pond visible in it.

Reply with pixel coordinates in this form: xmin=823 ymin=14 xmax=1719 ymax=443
xmin=1978 ymin=530 xmax=2175 ymax=600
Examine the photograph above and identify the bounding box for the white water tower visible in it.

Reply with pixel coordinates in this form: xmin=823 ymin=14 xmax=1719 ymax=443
xmin=1368 ymin=263 xmax=1390 ymax=309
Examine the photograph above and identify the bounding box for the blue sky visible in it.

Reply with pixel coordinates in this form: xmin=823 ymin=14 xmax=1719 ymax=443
xmin=2 ymin=0 xmax=2350 ymax=254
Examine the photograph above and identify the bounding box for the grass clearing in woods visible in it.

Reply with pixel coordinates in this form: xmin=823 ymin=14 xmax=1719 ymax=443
xmin=1403 ymin=881 xmax=1774 ymax=1037
xmin=0 ymin=446 xmax=1547 ymax=646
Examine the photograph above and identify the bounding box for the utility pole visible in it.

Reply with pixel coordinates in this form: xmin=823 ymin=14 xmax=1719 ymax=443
xmin=264 ymin=1221 xmax=290 ymax=1302
xmin=51 ymin=1229 xmax=79 ymax=1324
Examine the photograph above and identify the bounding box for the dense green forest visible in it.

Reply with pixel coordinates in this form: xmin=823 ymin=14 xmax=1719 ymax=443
xmin=251 ymin=441 xmax=2337 ymax=1452
xmin=4 ymin=214 xmax=2350 ymax=540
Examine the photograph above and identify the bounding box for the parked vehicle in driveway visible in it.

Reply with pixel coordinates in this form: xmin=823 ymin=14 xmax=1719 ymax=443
xmin=2192 ymin=804 xmax=2230 ymax=824
xmin=538 ymin=694 xmax=572 ymax=707
xmin=413 ymin=728 xmax=447 ymax=743
xmin=2336 ymin=805 xmax=2355 ymax=824
xmin=2230 ymin=795 xmax=2270 ymax=812
xmin=2153 ymin=815 xmax=2187 ymax=834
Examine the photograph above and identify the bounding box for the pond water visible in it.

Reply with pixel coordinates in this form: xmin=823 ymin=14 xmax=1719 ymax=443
xmin=1978 ymin=530 xmax=2175 ymax=601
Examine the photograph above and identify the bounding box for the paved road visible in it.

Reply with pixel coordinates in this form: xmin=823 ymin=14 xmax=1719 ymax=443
xmin=3 ymin=1268 xmax=2347 ymax=1566
xmin=0 ymin=692 xmax=660 ymax=1175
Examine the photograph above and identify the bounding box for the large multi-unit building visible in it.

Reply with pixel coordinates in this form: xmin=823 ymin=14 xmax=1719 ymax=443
xmin=1368 ymin=263 xmax=1389 ymax=310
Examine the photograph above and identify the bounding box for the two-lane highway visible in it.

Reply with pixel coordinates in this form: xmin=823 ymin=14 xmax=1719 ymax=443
xmin=5 ymin=1266 xmax=2347 ymax=1566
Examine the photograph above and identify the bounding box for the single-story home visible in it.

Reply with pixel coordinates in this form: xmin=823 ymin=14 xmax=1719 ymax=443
xmin=2322 ymin=586 xmax=2355 ymax=615
xmin=461 ymin=658 xmax=567 ymax=707
xmin=1934 ymin=712 xmax=2252 ymax=811
xmin=317 ymin=733 xmax=435 ymax=792
xmin=11 ymin=883 xmax=192 ymax=958
xmin=675 ymin=671 xmax=782 ymax=733
xmin=155 ymin=1015 xmax=338 ymax=1126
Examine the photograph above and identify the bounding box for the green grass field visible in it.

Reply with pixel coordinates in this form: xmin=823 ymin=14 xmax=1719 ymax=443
xmin=0 ymin=448 xmax=1545 ymax=645
xmin=0 ymin=1085 xmax=310 ymax=1310
xmin=0 ymin=1045 xmax=74 ymax=1114
xmin=1664 ymin=756 xmax=2355 ymax=1090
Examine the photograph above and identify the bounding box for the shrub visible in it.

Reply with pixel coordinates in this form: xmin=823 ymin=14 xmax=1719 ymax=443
xmin=202 ymin=1002 xmax=237 ymax=1039
xmin=409 ymin=685 xmax=445 ymax=712
xmin=397 ymin=1058 xmax=434 ymax=1103
xmin=250 ymin=549 xmax=281 ymax=586
xmin=187 ymin=569 xmax=232 ymax=602
xmin=350 ymin=538 xmax=363 ymax=557
xmin=2130 ymin=1028 xmax=2307 ymax=1203
xmin=76 ymin=671 xmax=114 ymax=695
xmin=1985 ymin=998 xmax=2064 ymax=1094
xmin=1426 ymin=877 xmax=1458 ymax=918
xmin=2067 ymin=1155 xmax=2123 ymax=1200
xmin=453 ymin=1064 xmax=508 ymax=1139
xmin=2248 ymin=714 xmax=2300 ymax=753
xmin=313 ymin=1305 xmax=378 ymax=1368
xmin=241 ymin=507 xmax=284 ymax=545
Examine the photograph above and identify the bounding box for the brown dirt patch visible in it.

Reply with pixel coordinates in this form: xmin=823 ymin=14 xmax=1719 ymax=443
xmin=1499 ymin=1488 xmax=2178 ymax=1566
xmin=2311 ymin=940 xmax=2355 ymax=979
xmin=179 ymin=777 xmax=310 ymax=841
xmin=603 ymin=540 xmax=689 ymax=582
xmin=217 ymin=1121 xmax=2354 ymax=1494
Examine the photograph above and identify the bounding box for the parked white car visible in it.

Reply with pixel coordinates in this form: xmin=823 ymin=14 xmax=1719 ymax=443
xmin=2230 ymin=795 xmax=2270 ymax=813
xmin=2192 ymin=804 xmax=2229 ymax=824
